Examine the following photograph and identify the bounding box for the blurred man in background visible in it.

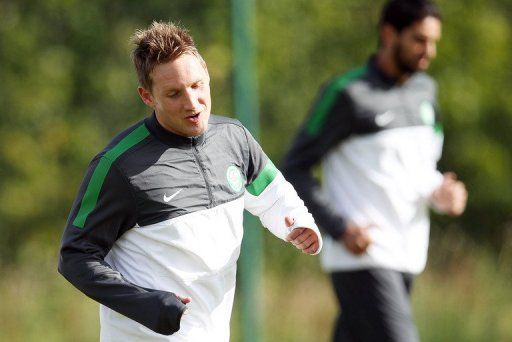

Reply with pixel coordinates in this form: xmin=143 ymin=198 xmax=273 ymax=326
xmin=58 ymin=21 xmax=321 ymax=341
xmin=282 ymin=0 xmax=467 ymax=341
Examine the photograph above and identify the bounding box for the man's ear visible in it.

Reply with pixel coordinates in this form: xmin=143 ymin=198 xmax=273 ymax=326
xmin=379 ymin=23 xmax=398 ymax=48
xmin=137 ymin=86 xmax=154 ymax=108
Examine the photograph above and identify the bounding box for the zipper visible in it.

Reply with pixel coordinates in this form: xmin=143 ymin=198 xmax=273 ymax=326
xmin=193 ymin=146 xmax=214 ymax=207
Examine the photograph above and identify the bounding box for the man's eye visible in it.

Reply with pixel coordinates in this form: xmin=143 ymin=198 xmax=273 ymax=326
xmin=415 ymin=36 xmax=427 ymax=44
xmin=168 ymin=92 xmax=179 ymax=98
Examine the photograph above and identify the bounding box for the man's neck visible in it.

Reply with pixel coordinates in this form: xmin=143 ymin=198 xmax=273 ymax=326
xmin=375 ymin=50 xmax=412 ymax=84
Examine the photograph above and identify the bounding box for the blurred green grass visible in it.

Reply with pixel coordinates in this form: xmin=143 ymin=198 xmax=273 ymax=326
xmin=1 ymin=228 xmax=511 ymax=341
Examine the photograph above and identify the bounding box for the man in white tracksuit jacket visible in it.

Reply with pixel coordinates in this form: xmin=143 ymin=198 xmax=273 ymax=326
xmin=58 ymin=21 xmax=322 ymax=341
xmin=282 ymin=1 xmax=467 ymax=341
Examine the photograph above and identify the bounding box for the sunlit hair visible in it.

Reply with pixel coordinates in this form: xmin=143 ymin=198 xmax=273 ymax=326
xmin=380 ymin=0 xmax=442 ymax=32
xmin=131 ymin=21 xmax=205 ymax=90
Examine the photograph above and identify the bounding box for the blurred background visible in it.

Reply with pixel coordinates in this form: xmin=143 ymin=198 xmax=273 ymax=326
xmin=1 ymin=0 xmax=511 ymax=340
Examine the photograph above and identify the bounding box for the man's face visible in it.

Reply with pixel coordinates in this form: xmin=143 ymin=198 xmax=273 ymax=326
xmin=392 ymin=16 xmax=442 ymax=73
xmin=138 ymin=53 xmax=211 ymax=137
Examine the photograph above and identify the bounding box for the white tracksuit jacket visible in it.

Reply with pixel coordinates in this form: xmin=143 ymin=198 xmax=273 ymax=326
xmin=59 ymin=113 xmax=322 ymax=341
xmin=282 ymin=59 xmax=443 ymax=275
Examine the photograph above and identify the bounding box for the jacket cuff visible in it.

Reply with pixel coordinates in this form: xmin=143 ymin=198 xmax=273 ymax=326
xmin=155 ymin=293 xmax=188 ymax=335
xmin=289 ymin=215 xmax=324 ymax=255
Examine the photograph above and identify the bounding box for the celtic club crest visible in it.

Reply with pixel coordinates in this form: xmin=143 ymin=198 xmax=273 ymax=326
xmin=226 ymin=165 xmax=243 ymax=192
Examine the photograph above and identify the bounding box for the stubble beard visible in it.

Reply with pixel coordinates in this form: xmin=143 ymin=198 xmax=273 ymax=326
xmin=393 ymin=43 xmax=426 ymax=76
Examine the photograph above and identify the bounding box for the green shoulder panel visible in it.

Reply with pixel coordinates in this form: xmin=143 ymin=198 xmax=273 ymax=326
xmin=73 ymin=124 xmax=150 ymax=228
xmin=246 ymin=159 xmax=278 ymax=196
xmin=305 ymin=66 xmax=367 ymax=136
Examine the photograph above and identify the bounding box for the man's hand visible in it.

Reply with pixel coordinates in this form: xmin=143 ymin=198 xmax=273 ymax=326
xmin=176 ymin=295 xmax=191 ymax=305
xmin=431 ymin=172 xmax=467 ymax=216
xmin=339 ymin=222 xmax=372 ymax=255
xmin=285 ymin=216 xmax=320 ymax=254
xmin=176 ymin=295 xmax=192 ymax=315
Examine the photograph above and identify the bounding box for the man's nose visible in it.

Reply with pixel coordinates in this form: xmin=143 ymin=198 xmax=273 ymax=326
xmin=183 ymin=89 xmax=200 ymax=111
xmin=426 ymin=41 xmax=437 ymax=59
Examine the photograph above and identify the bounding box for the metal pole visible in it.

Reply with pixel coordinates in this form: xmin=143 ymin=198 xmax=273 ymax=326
xmin=231 ymin=0 xmax=262 ymax=341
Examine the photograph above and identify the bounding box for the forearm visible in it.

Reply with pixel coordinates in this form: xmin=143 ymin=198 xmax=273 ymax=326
xmin=244 ymin=172 xmax=323 ymax=251
xmin=58 ymin=250 xmax=186 ymax=335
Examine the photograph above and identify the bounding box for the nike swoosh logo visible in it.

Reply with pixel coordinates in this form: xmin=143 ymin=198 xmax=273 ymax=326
xmin=163 ymin=189 xmax=182 ymax=202
xmin=374 ymin=110 xmax=395 ymax=127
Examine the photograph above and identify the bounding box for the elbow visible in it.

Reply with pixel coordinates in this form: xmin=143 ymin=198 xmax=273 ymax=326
xmin=280 ymin=160 xmax=293 ymax=179
xmin=57 ymin=246 xmax=89 ymax=286
xmin=281 ymin=167 xmax=303 ymax=190
xmin=280 ymin=163 xmax=296 ymax=183
xmin=57 ymin=248 xmax=73 ymax=282
xmin=280 ymin=158 xmax=309 ymax=182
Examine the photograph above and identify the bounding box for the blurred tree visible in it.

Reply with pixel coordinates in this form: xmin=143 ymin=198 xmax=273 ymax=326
xmin=0 ymin=0 xmax=511 ymax=263
xmin=0 ymin=0 xmax=232 ymax=263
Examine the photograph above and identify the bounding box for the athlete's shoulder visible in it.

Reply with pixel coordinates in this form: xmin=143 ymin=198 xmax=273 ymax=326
xmin=95 ymin=118 xmax=151 ymax=161
xmin=208 ymin=114 xmax=248 ymax=135
xmin=327 ymin=65 xmax=370 ymax=93
xmin=209 ymin=114 xmax=244 ymax=127
xmin=206 ymin=114 xmax=257 ymax=152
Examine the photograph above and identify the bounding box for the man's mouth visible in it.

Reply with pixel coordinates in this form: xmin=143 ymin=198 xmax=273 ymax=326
xmin=186 ymin=113 xmax=201 ymax=123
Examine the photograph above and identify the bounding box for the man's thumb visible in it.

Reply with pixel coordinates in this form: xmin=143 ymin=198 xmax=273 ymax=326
xmin=285 ymin=216 xmax=295 ymax=227
xmin=444 ymin=172 xmax=457 ymax=181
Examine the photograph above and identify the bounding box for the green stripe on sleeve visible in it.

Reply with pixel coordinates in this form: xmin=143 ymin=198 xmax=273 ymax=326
xmin=246 ymin=159 xmax=278 ymax=196
xmin=305 ymin=66 xmax=367 ymax=136
xmin=434 ymin=122 xmax=443 ymax=135
xmin=72 ymin=124 xmax=150 ymax=228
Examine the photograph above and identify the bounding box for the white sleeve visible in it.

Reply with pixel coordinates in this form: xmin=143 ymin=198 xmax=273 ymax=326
xmin=244 ymin=172 xmax=323 ymax=254
xmin=425 ymin=170 xmax=444 ymax=199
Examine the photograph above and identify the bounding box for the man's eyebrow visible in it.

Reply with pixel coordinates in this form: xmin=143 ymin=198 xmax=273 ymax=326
xmin=164 ymin=86 xmax=179 ymax=92
xmin=192 ymin=77 xmax=206 ymax=83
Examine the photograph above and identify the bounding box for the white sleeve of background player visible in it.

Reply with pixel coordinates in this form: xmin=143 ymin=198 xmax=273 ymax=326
xmin=244 ymin=168 xmax=323 ymax=255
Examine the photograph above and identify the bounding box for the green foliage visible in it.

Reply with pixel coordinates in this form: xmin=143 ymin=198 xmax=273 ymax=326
xmin=1 ymin=0 xmax=511 ymax=258
xmin=414 ymin=226 xmax=512 ymax=341
xmin=432 ymin=0 xmax=512 ymax=245
xmin=0 ymin=0 xmax=232 ymax=262
xmin=0 ymin=236 xmax=100 ymax=341
xmin=1 ymin=0 xmax=512 ymax=339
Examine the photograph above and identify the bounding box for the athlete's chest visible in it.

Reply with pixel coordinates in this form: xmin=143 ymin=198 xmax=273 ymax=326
xmin=120 ymin=138 xmax=248 ymax=226
xmin=347 ymin=80 xmax=438 ymax=134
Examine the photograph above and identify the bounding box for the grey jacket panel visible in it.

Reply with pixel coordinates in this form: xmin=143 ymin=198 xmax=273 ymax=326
xmin=121 ymin=114 xmax=265 ymax=226
xmin=282 ymin=58 xmax=439 ymax=239
xmin=58 ymin=113 xmax=268 ymax=336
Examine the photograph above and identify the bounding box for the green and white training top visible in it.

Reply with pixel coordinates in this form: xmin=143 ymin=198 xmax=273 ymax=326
xmin=59 ymin=113 xmax=321 ymax=341
xmin=282 ymin=58 xmax=443 ymax=275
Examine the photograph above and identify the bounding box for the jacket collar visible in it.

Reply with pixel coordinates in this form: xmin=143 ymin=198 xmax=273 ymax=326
xmin=144 ymin=112 xmax=206 ymax=148
xmin=367 ymin=55 xmax=400 ymax=86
